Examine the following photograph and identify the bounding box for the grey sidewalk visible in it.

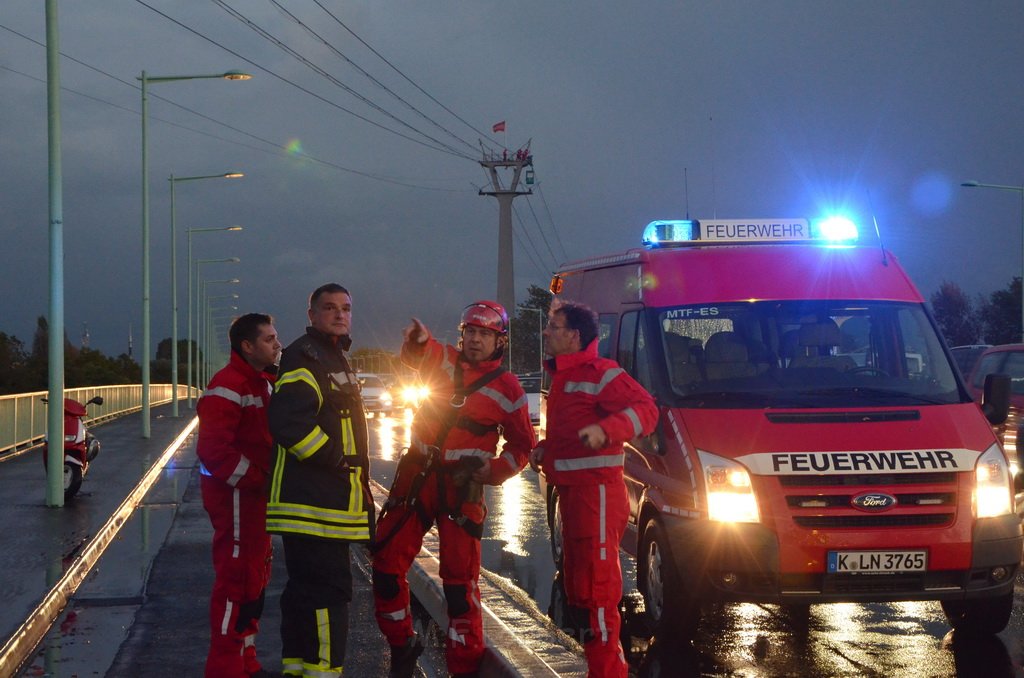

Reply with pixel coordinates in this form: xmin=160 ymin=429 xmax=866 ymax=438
xmin=104 ymin=462 xmax=395 ymax=677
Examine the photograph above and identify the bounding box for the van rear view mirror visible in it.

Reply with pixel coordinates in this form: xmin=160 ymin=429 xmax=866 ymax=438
xmin=982 ymin=373 xmax=1011 ymax=426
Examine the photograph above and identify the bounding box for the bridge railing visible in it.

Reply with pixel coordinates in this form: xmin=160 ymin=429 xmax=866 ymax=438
xmin=0 ymin=385 xmax=196 ymax=456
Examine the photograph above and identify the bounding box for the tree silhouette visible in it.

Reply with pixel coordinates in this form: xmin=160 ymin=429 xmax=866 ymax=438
xmin=980 ymin=277 xmax=1022 ymax=345
xmin=929 ymin=281 xmax=981 ymax=346
xmin=510 ymin=284 xmax=553 ymax=374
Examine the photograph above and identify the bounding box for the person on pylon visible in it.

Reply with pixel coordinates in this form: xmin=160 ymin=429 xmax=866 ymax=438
xmin=197 ymin=313 xmax=281 ymax=678
xmin=372 ymin=300 xmax=536 ymax=678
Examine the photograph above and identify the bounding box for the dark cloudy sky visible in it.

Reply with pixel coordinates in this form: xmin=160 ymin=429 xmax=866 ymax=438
xmin=3 ymin=1 xmax=1024 ymax=359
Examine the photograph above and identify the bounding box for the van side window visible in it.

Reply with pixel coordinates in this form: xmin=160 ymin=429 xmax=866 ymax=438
xmin=618 ymin=312 xmax=637 ymax=375
xmin=598 ymin=313 xmax=616 ymax=359
xmin=618 ymin=311 xmax=653 ymax=391
xmin=635 ymin=316 xmax=655 ymax=393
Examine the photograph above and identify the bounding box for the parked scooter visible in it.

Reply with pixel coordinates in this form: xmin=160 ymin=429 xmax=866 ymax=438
xmin=41 ymin=395 xmax=103 ymax=500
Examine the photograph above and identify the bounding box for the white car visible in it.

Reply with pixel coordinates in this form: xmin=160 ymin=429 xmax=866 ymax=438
xmin=517 ymin=374 xmax=542 ymax=426
xmin=357 ymin=373 xmax=393 ymax=416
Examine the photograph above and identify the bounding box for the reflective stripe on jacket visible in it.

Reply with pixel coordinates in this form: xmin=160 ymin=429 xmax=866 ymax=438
xmin=267 ymin=327 xmax=371 ymax=541
xmin=540 ymin=339 xmax=658 ymax=486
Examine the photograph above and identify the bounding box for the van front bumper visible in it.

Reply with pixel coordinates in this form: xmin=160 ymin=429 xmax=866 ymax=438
xmin=660 ymin=513 xmax=1022 ymax=605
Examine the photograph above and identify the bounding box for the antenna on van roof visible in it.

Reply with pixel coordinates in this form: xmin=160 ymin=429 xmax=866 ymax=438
xmin=867 ymin=190 xmax=889 ymax=267
xmin=684 ymin=167 xmax=690 ymax=219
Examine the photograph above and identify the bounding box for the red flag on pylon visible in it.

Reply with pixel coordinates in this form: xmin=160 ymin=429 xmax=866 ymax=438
xmin=492 ymin=121 xmax=506 ymax=133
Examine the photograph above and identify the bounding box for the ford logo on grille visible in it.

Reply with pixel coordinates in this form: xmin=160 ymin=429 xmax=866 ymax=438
xmin=851 ymin=492 xmax=897 ymax=512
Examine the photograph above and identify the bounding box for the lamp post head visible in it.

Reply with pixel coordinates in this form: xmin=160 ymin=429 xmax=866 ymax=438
xmin=961 ymin=180 xmax=980 ymax=188
xmin=223 ymin=172 xmax=244 ymax=179
xmin=223 ymin=70 xmax=252 ymax=81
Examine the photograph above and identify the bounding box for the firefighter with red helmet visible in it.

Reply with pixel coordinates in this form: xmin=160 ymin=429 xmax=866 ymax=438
xmin=372 ymin=300 xmax=535 ymax=678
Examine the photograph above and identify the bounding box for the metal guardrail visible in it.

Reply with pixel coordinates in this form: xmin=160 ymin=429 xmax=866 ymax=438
xmin=0 ymin=385 xmax=195 ymax=456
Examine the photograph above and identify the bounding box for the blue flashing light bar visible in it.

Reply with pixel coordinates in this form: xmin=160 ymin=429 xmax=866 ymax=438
xmin=641 ymin=220 xmax=697 ymax=247
xmin=641 ymin=216 xmax=858 ymax=248
xmin=810 ymin=215 xmax=859 ymax=243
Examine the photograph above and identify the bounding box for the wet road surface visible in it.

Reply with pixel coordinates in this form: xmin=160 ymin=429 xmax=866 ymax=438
xmin=371 ymin=410 xmax=1024 ymax=676
xmin=6 ymin=407 xmax=1024 ymax=676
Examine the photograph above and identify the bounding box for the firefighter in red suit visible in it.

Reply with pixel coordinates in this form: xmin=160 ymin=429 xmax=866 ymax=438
xmin=372 ymin=301 xmax=535 ymax=678
xmin=197 ymin=313 xmax=282 ymax=678
xmin=530 ymin=302 xmax=658 ymax=678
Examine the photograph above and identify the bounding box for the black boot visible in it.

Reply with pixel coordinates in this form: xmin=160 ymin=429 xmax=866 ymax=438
xmin=389 ymin=635 xmax=424 ymax=678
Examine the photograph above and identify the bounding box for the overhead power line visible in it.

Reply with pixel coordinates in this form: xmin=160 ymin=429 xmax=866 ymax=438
xmin=133 ymin=0 xmax=472 ymax=159
xmin=211 ymin=0 xmax=475 ymax=160
xmin=311 ymin=0 xmax=504 ymax=149
xmin=0 ymin=27 xmax=471 ymax=192
xmin=535 ymin=182 xmax=569 ymax=262
xmin=267 ymin=0 xmax=479 ymax=155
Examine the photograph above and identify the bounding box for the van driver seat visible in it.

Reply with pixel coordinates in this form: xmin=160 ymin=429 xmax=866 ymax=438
xmin=789 ymin=319 xmax=856 ymax=372
xmin=665 ymin=333 xmax=703 ymax=388
xmin=704 ymin=331 xmax=756 ymax=380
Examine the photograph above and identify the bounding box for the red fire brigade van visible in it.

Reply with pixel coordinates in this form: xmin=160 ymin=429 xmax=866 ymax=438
xmin=540 ymin=216 xmax=1019 ymax=639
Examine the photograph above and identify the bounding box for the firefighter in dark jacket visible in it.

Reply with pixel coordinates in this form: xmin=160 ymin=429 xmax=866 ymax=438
xmin=267 ymin=283 xmax=372 ymax=678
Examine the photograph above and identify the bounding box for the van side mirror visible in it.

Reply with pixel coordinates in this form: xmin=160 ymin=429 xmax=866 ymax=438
xmin=982 ymin=373 xmax=1010 ymax=425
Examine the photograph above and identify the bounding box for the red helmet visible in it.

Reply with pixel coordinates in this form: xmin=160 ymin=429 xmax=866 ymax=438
xmin=460 ymin=300 xmax=509 ymax=335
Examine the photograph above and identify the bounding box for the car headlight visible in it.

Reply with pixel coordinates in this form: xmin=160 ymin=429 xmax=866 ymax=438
xmin=698 ymin=450 xmax=760 ymax=523
xmin=381 ymin=392 xmax=392 ymax=404
xmin=975 ymin=443 xmax=1013 ymax=518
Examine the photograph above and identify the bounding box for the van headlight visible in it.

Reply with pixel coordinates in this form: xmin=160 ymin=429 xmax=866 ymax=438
xmin=975 ymin=443 xmax=1013 ymax=518
xmin=698 ymin=450 xmax=760 ymax=523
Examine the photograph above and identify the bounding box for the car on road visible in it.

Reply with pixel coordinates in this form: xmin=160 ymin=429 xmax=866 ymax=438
xmin=950 ymin=344 xmax=991 ymax=379
xmin=396 ymin=378 xmax=430 ymax=410
xmin=357 ymin=373 xmax=393 ymax=416
xmin=966 ymin=344 xmax=1024 ymax=475
xmin=517 ymin=374 xmax=542 ymax=426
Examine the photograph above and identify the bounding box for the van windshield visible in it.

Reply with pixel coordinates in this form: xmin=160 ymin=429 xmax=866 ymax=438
xmin=657 ymin=300 xmax=965 ymax=408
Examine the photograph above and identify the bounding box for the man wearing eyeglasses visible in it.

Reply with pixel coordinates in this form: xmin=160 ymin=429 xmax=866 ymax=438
xmin=531 ymin=301 xmax=658 ymax=678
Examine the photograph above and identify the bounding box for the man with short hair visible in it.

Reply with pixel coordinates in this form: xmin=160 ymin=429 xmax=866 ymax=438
xmin=531 ymin=301 xmax=658 ymax=678
xmin=267 ymin=284 xmax=372 ymax=678
xmin=372 ymin=300 xmax=535 ymax=678
xmin=197 ymin=312 xmax=281 ymax=678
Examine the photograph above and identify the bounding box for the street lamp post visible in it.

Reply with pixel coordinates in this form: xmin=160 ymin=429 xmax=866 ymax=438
xmin=198 ymin=294 xmax=238 ymax=391
xmin=139 ymin=69 xmax=250 ymax=438
xmin=187 ymin=227 xmax=241 ymax=406
xmin=517 ymin=306 xmax=544 ymax=374
xmin=192 ymin=257 xmax=240 ymax=397
xmin=170 ymin=174 xmax=243 ymax=417
xmin=961 ymin=180 xmax=1024 ymax=341
xmin=206 ymin=305 xmax=238 ymax=384
xmin=199 ymin=279 xmax=240 ymax=387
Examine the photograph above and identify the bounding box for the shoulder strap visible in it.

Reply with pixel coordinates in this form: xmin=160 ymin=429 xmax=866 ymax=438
xmin=434 ymin=364 xmax=507 ymax=449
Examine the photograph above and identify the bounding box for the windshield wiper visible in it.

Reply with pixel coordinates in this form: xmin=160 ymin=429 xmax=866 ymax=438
xmin=795 ymin=386 xmax=951 ymax=405
xmin=675 ymin=390 xmax=776 ymax=407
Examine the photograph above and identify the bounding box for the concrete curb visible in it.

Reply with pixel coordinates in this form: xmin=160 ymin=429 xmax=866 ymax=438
xmin=369 ymin=479 xmax=587 ymax=676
